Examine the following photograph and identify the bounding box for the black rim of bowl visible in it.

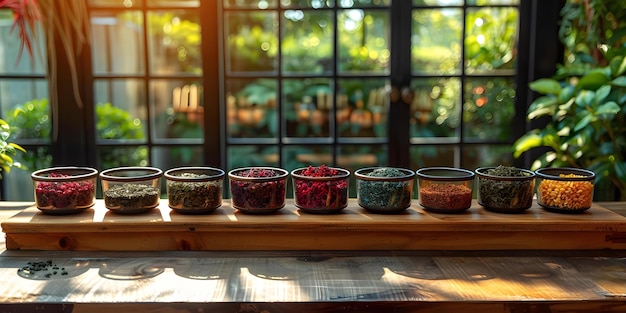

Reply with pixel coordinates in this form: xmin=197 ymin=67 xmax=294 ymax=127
xmin=165 ymin=166 xmax=225 ymax=182
xmin=228 ymin=167 xmax=289 ymax=182
xmin=291 ymin=166 xmax=350 ymax=181
xmin=355 ymin=167 xmax=415 ymax=182
xmin=535 ymin=167 xmax=595 ymax=181
xmin=99 ymin=166 xmax=163 ymax=182
xmin=32 ymin=166 xmax=98 ymax=182
xmin=475 ymin=167 xmax=535 ymax=181
xmin=415 ymin=167 xmax=474 ymax=182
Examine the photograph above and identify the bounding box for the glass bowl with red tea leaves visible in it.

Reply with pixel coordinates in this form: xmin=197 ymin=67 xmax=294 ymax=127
xmin=535 ymin=167 xmax=595 ymax=214
xmin=165 ymin=167 xmax=225 ymax=214
xmin=416 ymin=167 xmax=474 ymax=214
xmin=291 ymin=165 xmax=350 ymax=214
xmin=100 ymin=167 xmax=163 ymax=214
xmin=228 ymin=167 xmax=288 ymax=214
xmin=475 ymin=166 xmax=535 ymax=213
xmin=32 ymin=167 xmax=98 ymax=215
xmin=355 ymin=167 xmax=415 ymax=213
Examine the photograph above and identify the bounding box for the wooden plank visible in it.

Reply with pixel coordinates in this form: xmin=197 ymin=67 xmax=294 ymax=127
xmin=3 ymin=200 xmax=626 ymax=251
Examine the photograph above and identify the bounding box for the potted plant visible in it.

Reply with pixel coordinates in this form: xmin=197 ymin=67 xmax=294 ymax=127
xmin=0 ymin=119 xmax=26 ymax=179
xmin=513 ymin=0 xmax=626 ymax=200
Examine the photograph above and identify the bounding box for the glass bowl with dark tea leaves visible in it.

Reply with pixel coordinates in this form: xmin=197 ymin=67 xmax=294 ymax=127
xmin=535 ymin=167 xmax=595 ymax=214
xmin=416 ymin=167 xmax=474 ymax=213
xmin=32 ymin=167 xmax=99 ymax=215
xmin=165 ymin=167 xmax=225 ymax=214
xmin=475 ymin=166 xmax=535 ymax=213
xmin=291 ymin=165 xmax=350 ymax=214
xmin=228 ymin=167 xmax=288 ymax=214
xmin=100 ymin=167 xmax=163 ymax=214
xmin=355 ymin=167 xmax=415 ymax=213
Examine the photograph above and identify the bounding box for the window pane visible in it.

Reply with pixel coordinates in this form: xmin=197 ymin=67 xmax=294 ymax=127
xmin=463 ymin=78 xmax=515 ymax=141
xmin=0 ymin=80 xmax=48 ymax=119
xmin=338 ymin=9 xmax=390 ymax=74
xmin=282 ymin=10 xmax=334 ymax=74
xmin=152 ymin=146 xmax=203 ymax=169
xmin=339 ymin=0 xmax=390 ymax=7
xmin=89 ymin=0 xmax=144 ymax=7
xmin=0 ymin=12 xmax=46 ymax=74
xmin=223 ymin=0 xmax=278 ymax=9
xmin=91 ymin=11 xmax=145 ymax=75
xmin=98 ymin=146 xmax=149 ymax=169
xmin=410 ymin=145 xmax=456 ymax=169
xmin=410 ymin=77 xmax=461 ymax=138
xmin=94 ymin=79 xmax=148 ymax=141
xmin=413 ymin=0 xmax=463 ymax=5
xmin=283 ymin=78 xmax=332 ymax=138
xmin=337 ymin=78 xmax=388 ymax=138
xmin=412 ymin=8 xmax=462 ymax=75
xmin=467 ymin=0 xmax=519 ymax=5
xmin=227 ymin=78 xmax=278 ymax=139
xmin=465 ymin=7 xmax=518 ymax=73
xmin=148 ymin=0 xmax=200 ymax=7
xmin=282 ymin=0 xmax=334 ymax=8
xmin=147 ymin=10 xmax=202 ymax=75
xmin=225 ymin=11 xmax=278 ymax=74
xmin=227 ymin=146 xmax=279 ymax=170
xmin=283 ymin=145 xmax=332 ymax=170
xmin=462 ymin=144 xmax=514 ymax=170
xmin=151 ymin=80 xmax=204 ymax=140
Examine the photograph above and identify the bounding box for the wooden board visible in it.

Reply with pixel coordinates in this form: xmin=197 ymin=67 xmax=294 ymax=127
xmin=2 ymin=199 xmax=626 ymax=251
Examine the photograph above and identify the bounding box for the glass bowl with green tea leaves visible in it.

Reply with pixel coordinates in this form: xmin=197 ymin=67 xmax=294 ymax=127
xmin=32 ymin=167 xmax=99 ymax=215
xmin=416 ymin=167 xmax=475 ymax=213
xmin=475 ymin=166 xmax=535 ymax=213
xmin=228 ymin=167 xmax=288 ymax=214
xmin=165 ymin=167 xmax=225 ymax=214
xmin=100 ymin=167 xmax=163 ymax=214
xmin=355 ymin=167 xmax=415 ymax=213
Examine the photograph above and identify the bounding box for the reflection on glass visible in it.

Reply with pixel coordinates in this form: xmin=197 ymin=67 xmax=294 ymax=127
xmin=99 ymin=146 xmax=149 ymax=169
xmin=282 ymin=10 xmax=333 ymax=74
xmin=338 ymin=9 xmax=390 ymax=74
xmin=151 ymin=80 xmax=204 ymax=140
xmin=227 ymin=146 xmax=279 ymax=171
xmin=409 ymin=78 xmax=460 ymax=138
xmin=462 ymin=145 xmax=514 ymax=170
xmin=412 ymin=8 xmax=462 ymax=75
xmin=337 ymin=79 xmax=388 ymax=138
xmin=91 ymin=11 xmax=144 ymax=75
xmin=463 ymin=78 xmax=515 ymax=140
xmin=225 ymin=11 xmax=278 ymax=73
xmin=283 ymin=78 xmax=332 ymax=138
xmin=147 ymin=10 xmax=202 ymax=75
xmin=410 ymin=145 xmax=456 ymax=169
xmin=227 ymin=78 xmax=278 ymax=139
xmin=465 ymin=7 xmax=518 ymax=73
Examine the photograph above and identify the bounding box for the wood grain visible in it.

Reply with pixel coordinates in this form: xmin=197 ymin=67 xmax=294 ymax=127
xmin=3 ymin=199 xmax=626 ymax=251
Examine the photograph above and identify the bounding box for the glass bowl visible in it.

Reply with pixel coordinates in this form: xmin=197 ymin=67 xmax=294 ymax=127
xmin=100 ymin=167 xmax=163 ymax=214
xmin=228 ymin=167 xmax=288 ymax=214
xmin=31 ymin=167 xmax=98 ymax=215
xmin=291 ymin=165 xmax=350 ymax=214
xmin=475 ymin=166 xmax=535 ymax=213
xmin=165 ymin=167 xmax=225 ymax=214
xmin=355 ymin=167 xmax=415 ymax=213
xmin=535 ymin=167 xmax=595 ymax=213
xmin=415 ymin=167 xmax=474 ymax=213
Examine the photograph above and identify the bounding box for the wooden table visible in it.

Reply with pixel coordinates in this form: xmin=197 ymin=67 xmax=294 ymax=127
xmin=1 ymin=201 xmax=626 ymax=312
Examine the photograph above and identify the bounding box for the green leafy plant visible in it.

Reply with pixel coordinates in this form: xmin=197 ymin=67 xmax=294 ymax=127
xmin=514 ymin=0 xmax=626 ymax=200
xmin=0 ymin=119 xmax=26 ymax=178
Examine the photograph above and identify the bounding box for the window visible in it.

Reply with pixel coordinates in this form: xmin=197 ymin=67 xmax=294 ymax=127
xmin=0 ymin=0 xmax=556 ymax=200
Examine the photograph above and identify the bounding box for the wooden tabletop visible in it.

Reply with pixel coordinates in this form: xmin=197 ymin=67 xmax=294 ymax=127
xmin=0 ymin=201 xmax=626 ymax=312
